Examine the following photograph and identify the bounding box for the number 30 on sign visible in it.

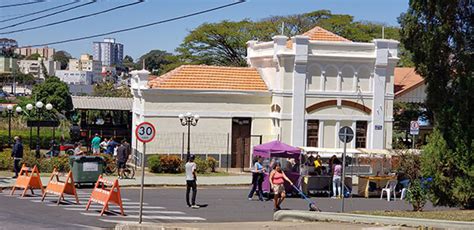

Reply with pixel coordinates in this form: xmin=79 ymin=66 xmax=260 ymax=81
xmin=135 ymin=122 xmax=156 ymax=143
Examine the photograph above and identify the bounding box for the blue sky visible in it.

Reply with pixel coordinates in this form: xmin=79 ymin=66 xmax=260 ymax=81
xmin=1 ymin=0 xmax=408 ymax=59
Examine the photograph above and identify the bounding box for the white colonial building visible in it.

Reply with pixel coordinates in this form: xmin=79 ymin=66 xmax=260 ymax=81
xmin=131 ymin=27 xmax=399 ymax=168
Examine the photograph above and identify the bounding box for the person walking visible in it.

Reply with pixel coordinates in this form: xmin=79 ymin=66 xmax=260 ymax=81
xmin=269 ymin=162 xmax=293 ymax=212
xmin=332 ymin=158 xmax=343 ymax=199
xmin=11 ymin=136 xmax=23 ymax=178
xmin=248 ymin=156 xmax=266 ymax=201
xmin=185 ymin=155 xmax=199 ymax=209
xmin=91 ymin=134 xmax=101 ymax=155
xmin=116 ymin=141 xmax=128 ymax=179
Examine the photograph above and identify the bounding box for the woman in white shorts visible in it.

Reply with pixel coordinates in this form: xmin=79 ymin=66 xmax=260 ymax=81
xmin=269 ymin=162 xmax=293 ymax=212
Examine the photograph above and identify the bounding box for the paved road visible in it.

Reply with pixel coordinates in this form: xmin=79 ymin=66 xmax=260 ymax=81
xmin=0 ymin=186 xmax=445 ymax=229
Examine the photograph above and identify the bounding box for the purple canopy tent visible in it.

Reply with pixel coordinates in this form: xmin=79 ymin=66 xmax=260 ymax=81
xmin=253 ymin=140 xmax=301 ymax=158
xmin=252 ymin=140 xmax=302 ymax=195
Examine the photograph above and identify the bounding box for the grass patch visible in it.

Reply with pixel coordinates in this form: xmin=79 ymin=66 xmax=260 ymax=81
xmin=352 ymin=210 xmax=474 ymax=222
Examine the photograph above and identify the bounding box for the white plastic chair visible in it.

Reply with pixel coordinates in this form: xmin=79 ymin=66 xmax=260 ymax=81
xmin=400 ymin=188 xmax=408 ymax=200
xmin=380 ymin=180 xmax=398 ymax=201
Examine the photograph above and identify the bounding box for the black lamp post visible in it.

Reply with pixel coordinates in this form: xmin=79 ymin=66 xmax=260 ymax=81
xmin=178 ymin=112 xmax=199 ymax=161
xmin=6 ymin=104 xmax=23 ymax=147
xmin=26 ymin=101 xmax=53 ymax=158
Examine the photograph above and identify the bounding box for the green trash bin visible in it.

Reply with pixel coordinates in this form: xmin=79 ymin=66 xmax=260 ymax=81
xmin=69 ymin=156 xmax=105 ymax=185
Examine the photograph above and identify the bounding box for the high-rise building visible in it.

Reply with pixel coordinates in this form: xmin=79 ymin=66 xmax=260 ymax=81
xmin=93 ymin=38 xmax=123 ymax=67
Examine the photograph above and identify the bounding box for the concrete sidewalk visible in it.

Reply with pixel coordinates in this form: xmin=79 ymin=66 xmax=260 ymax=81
xmin=0 ymin=174 xmax=251 ymax=189
xmin=274 ymin=211 xmax=473 ymax=229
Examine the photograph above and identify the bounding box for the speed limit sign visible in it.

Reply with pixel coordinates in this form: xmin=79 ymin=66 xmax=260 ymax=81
xmin=135 ymin=122 xmax=156 ymax=143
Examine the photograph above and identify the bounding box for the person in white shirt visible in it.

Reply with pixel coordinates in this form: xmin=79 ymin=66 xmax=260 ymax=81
xmin=99 ymin=138 xmax=109 ymax=153
xmin=185 ymin=155 xmax=199 ymax=209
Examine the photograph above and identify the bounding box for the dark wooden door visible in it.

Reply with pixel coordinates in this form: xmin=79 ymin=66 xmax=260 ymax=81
xmin=231 ymin=118 xmax=251 ymax=169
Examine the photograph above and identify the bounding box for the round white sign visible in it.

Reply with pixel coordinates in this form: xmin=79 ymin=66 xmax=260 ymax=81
xmin=135 ymin=122 xmax=156 ymax=143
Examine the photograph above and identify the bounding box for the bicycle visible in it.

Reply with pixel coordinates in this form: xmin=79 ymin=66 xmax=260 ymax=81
xmin=103 ymin=156 xmax=135 ymax=179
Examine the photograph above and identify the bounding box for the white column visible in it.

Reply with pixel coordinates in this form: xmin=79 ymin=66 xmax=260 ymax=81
xmin=335 ymin=121 xmax=341 ymax=148
xmin=371 ymin=39 xmax=398 ymax=149
xmin=290 ymin=35 xmax=309 ymax=147
xmin=131 ymin=68 xmax=150 ymax=154
xmin=320 ymin=70 xmax=326 ymax=91
xmin=353 ymin=72 xmax=358 ymax=92
xmin=272 ymin=35 xmax=288 ymax=92
xmin=351 ymin=121 xmax=357 ymax=148
xmin=336 ymin=71 xmax=342 ymax=91
xmin=318 ymin=120 xmax=324 ymax=147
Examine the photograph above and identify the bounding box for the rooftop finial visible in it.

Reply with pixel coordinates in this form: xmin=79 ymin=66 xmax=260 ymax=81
xmin=281 ymin=21 xmax=285 ymax=35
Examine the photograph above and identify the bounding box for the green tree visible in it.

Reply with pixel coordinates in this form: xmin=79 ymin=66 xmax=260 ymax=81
xmin=93 ymin=81 xmax=131 ymax=98
xmin=122 ymin=55 xmax=137 ymax=71
xmin=176 ymin=10 xmax=403 ymax=67
xmin=400 ymin=0 xmax=473 ymax=209
xmin=52 ymin=50 xmax=72 ymax=70
xmin=25 ymin=53 xmax=41 ymax=60
xmin=31 ymin=76 xmax=73 ymax=113
xmin=136 ymin=50 xmax=174 ymax=75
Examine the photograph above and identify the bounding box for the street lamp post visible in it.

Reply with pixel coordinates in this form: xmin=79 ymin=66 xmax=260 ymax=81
xmin=6 ymin=105 xmax=23 ymax=147
xmin=26 ymin=101 xmax=53 ymax=158
xmin=178 ymin=112 xmax=199 ymax=161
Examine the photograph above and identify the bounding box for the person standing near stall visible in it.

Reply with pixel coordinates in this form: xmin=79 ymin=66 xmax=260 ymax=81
xmin=269 ymin=162 xmax=293 ymax=211
xmin=248 ymin=156 xmax=266 ymax=201
xmin=332 ymin=158 xmax=343 ymax=199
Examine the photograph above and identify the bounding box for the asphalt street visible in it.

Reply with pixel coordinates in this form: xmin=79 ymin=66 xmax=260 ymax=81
xmin=0 ymin=186 xmax=446 ymax=229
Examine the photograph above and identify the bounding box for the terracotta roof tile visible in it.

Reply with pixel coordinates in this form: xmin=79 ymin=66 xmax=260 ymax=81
xmin=287 ymin=26 xmax=351 ymax=48
xmin=148 ymin=65 xmax=268 ymax=91
xmin=394 ymin=67 xmax=425 ymax=97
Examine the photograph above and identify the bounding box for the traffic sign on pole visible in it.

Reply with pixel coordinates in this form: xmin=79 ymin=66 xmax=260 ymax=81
xmin=338 ymin=126 xmax=353 ymax=213
xmin=135 ymin=122 xmax=156 ymax=224
xmin=410 ymin=121 xmax=419 ymax=135
xmin=136 ymin=122 xmax=156 ymax=143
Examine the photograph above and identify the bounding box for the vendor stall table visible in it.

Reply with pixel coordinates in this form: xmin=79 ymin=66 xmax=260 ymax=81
xmin=302 ymin=176 xmax=352 ymax=197
xmin=358 ymin=175 xmax=396 ymax=198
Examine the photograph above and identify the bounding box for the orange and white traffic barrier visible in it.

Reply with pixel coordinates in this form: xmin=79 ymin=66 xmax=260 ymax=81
xmin=10 ymin=164 xmax=44 ymax=197
xmin=85 ymin=175 xmax=124 ymax=216
xmin=41 ymin=168 xmax=79 ymax=205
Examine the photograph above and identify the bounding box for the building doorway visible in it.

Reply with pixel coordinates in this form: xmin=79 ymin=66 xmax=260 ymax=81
xmin=231 ymin=118 xmax=251 ymax=169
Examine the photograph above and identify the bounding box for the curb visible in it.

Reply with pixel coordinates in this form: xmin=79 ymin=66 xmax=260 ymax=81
xmin=273 ymin=211 xmax=473 ymax=229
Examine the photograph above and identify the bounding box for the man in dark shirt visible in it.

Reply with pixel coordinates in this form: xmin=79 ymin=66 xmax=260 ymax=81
xmin=106 ymin=138 xmax=118 ymax=155
xmin=116 ymin=140 xmax=129 ymax=179
xmin=11 ymin=136 xmax=23 ymax=178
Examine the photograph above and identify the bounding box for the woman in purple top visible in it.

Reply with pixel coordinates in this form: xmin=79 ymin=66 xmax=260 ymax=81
xmin=332 ymin=158 xmax=342 ymax=198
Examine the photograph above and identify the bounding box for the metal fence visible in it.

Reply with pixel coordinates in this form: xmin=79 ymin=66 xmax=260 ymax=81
xmin=137 ymin=132 xmax=280 ymax=169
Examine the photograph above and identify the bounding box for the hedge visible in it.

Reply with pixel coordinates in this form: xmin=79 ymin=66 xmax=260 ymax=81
xmin=0 ymin=148 xmax=70 ymax=173
xmin=0 ymin=129 xmax=70 ymax=149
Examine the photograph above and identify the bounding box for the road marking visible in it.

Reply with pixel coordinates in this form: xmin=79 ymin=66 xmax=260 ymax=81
xmin=98 ymin=219 xmax=156 ymax=224
xmin=49 ymin=204 xmax=161 ymax=209
xmin=63 ymin=208 xmax=184 ymax=214
xmin=80 ymin=213 xmax=206 ymax=221
xmin=25 ymin=197 xmax=130 ymax=201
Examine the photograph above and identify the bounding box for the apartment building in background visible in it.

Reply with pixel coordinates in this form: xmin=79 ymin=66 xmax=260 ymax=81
xmin=0 ymin=56 xmax=18 ymax=73
xmin=68 ymin=54 xmax=102 ymax=77
xmin=18 ymin=58 xmax=60 ymax=79
xmin=15 ymin=46 xmax=55 ymax=59
xmin=93 ymin=38 xmax=123 ymax=67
